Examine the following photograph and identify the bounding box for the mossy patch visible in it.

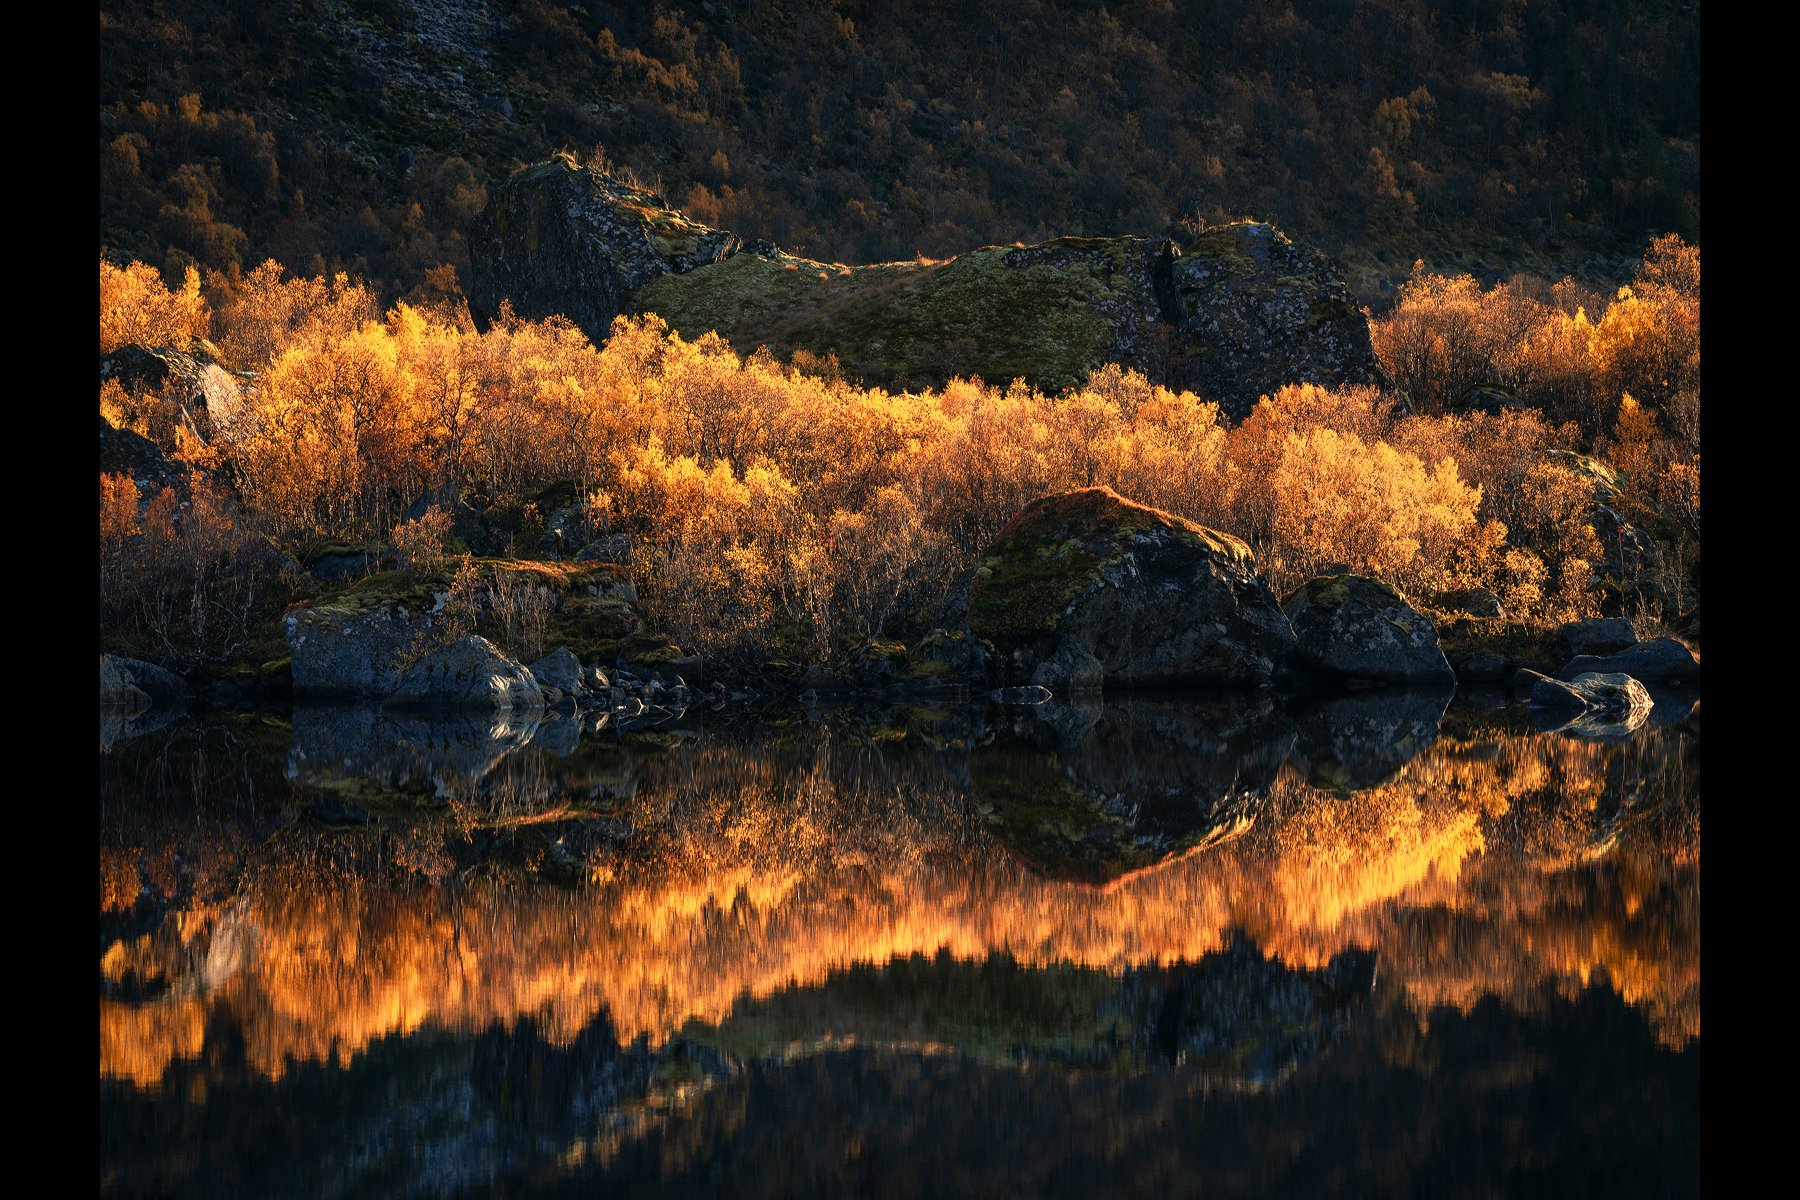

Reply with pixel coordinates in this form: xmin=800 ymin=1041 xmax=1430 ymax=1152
xmin=967 ymin=487 xmax=1251 ymax=652
xmin=638 ymin=239 xmax=1140 ymax=394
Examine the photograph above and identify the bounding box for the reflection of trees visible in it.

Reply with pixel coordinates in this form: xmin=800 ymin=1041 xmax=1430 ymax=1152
xmin=100 ymin=713 xmax=1699 ymax=1090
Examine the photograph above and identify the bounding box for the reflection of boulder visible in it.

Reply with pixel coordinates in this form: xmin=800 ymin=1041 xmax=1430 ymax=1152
xmin=1282 ymin=574 xmax=1455 ymax=685
xmin=1289 ymin=687 xmax=1451 ymax=792
xmin=287 ymin=706 xmax=541 ymax=804
xmin=1129 ymin=934 xmax=1376 ymax=1077
xmin=973 ymin=697 xmax=1292 ymax=884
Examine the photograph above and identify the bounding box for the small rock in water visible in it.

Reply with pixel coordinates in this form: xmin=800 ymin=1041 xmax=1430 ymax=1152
xmin=989 ymin=685 xmax=1054 ymax=704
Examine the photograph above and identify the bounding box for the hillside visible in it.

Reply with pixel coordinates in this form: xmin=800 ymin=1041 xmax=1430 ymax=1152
xmin=99 ymin=0 xmax=1699 ymax=306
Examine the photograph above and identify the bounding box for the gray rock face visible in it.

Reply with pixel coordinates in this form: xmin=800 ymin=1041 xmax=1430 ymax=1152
xmin=962 ymin=488 xmax=1296 ymax=690
xmin=99 ymin=344 xmax=245 ymax=441
xmin=99 ymin=654 xmax=192 ymax=711
xmin=466 ymin=159 xmax=739 ymax=336
xmin=286 ymin=602 xmax=426 ymax=699
xmin=1281 ymin=575 xmax=1455 ymax=686
xmin=99 ymin=413 xmax=185 ymax=492
xmin=1557 ymin=637 xmax=1699 ymax=685
xmin=529 ymin=648 xmax=586 ymax=696
xmin=1558 ymin=618 xmax=1639 ymax=660
xmin=1029 ymin=634 xmax=1105 ymax=693
xmin=388 ymin=636 xmax=545 ymax=714
xmin=1165 ymin=222 xmax=1388 ymax=418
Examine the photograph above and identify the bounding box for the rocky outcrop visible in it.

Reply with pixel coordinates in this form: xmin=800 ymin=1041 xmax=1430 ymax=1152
xmin=99 ymin=414 xmax=186 ymax=492
xmin=387 ymin=636 xmax=545 ymax=714
xmin=955 ymin=487 xmax=1295 ymax=690
xmin=470 ymin=160 xmax=1386 ymax=410
xmin=285 ymin=561 xmax=648 ymax=699
xmin=466 ymin=157 xmax=739 ymax=338
xmin=1281 ymin=574 xmax=1455 ymax=686
xmin=100 ymin=344 xmax=245 ymax=442
xmin=1163 ymin=221 xmax=1386 ymax=416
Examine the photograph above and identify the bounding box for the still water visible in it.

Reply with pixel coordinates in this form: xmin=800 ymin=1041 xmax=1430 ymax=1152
xmin=99 ymin=691 xmax=1699 ymax=1198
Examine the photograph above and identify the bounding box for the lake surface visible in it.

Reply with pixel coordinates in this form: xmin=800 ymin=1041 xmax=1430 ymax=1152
xmin=99 ymin=691 xmax=1700 ymax=1198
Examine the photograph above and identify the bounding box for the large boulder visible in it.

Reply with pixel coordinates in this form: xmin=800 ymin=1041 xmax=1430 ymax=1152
xmin=466 ymin=157 xmax=739 ymax=337
xmin=99 ymin=654 xmax=192 ymax=711
xmin=1527 ymin=670 xmax=1654 ymax=716
xmin=1557 ymin=617 xmax=1639 ymax=660
xmin=471 ymin=160 xmax=1386 ymax=407
xmin=956 ymin=487 xmax=1296 ymax=690
xmin=1557 ymin=637 xmax=1699 ymax=685
xmin=1163 ymin=222 xmax=1387 ymax=418
xmin=387 ymin=636 xmax=545 ymax=714
xmin=286 ymin=586 xmax=433 ymax=699
xmin=1281 ymin=574 xmax=1455 ymax=686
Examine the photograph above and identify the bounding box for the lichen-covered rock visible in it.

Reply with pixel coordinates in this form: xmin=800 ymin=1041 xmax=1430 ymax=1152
xmin=1557 ymin=637 xmax=1699 ymax=685
xmin=1281 ymin=574 xmax=1455 ymax=685
xmin=1557 ymin=617 xmax=1639 ymax=660
xmin=466 ymin=157 xmax=739 ymax=337
xmin=473 ymin=160 xmax=1385 ymax=405
xmin=1545 ymin=450 xmax=1685 ymax=615
xmin=958 ymin=487 xmax=1295 ymax=690
xmin=99 ymin=654 xmax=192 ymax=711
xmin=388 ymin=635 xmax=545 ymax=713
xmin=1164 ymin=222 xmax=1387 ymax=418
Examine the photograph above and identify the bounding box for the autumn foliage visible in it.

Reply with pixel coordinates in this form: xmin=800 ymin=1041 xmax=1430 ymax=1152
xmin=98 ymin=237 xmax=1700 ymax=666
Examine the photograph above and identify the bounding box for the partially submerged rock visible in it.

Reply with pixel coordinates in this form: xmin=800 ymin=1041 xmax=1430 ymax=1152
xmin=1281 ymin=574 xmax=1455 ymax=686
xmin=959 ymin=487 xmax=1295 ymax=691
xmin=387 ymin=636 xmax=545 ymax=714
xmin=99 ymin=654 xmax=192 ymax=712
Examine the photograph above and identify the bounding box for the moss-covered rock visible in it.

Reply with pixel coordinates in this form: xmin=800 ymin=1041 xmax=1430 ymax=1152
xmin=1281 ymin=573 xmax=1455 ymax=686
xmin=957 ymin=487 xmax=1292 ymax=690
xmin=285 ymin=558 xmax=649 ymax=698
xmin=470 ymin=160 xmax=1385 ymax=407
xmin=1166 ymin=221 xmax=1387 ymax=417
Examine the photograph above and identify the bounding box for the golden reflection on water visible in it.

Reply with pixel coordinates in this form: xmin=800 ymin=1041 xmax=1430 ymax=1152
xmin=99 ymin=724 xmax=1698 ymax=1087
